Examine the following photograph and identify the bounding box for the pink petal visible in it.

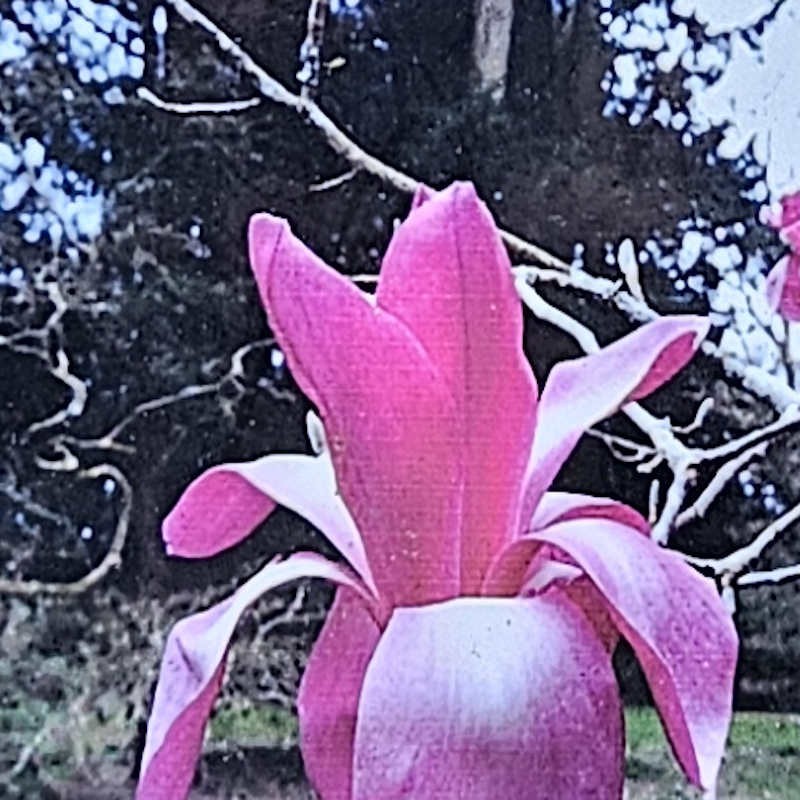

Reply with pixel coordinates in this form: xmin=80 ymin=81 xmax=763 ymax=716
xmin=353 ymin=595 xmax=623 ymax=800
xmin=410 ymin=182 xmax=435 ymax=209
xmin=530 ymin=490 xmax=649 ymax=534
xmin=298 ymin=590 xmax=381 ymax=800
xmin=519 ymin=316 xmax=709 ymax=527
xmin=377 ymin=183 xmax=538 ymax=592
xmin=249 ymin=214 xmax=463 ymax=606
xmin=136 ymin=553 xmax=372 ymax=800
xmin=766 ymin=253 xmax=800 ymax=321
xmin=528 ymin=518 xmax=737 ymax=791
xmin=483 ymin=494 xmax=647 ymax=597
xmin=163 ymin=453 xmax=377 ymax=595
xmin=771 ymin=191 xmax=800 ymax=249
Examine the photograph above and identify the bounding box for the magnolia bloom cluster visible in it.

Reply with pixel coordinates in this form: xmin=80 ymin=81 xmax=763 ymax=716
xmin=136 ymin=184 xmax=737 ymax=800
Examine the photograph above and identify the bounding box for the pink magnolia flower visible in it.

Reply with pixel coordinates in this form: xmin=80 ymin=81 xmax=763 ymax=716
xmin=136 ymin=183 xmax=737 ymax=800
xmin=764 ymin=190 xmax=800 ymax=320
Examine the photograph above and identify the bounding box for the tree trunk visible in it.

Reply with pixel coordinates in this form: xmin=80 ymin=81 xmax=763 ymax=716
xmin=472 ymin=0 xmax=514 ymax=103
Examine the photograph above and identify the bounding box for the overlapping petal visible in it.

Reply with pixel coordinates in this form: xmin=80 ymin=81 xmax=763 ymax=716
xmin=527 ymin=518 xmax=737 ymax=791
xmin=298 ymin=591 xmax=380 ymax=800
xmin=377 ymin=183 xmax=537 ymax=591
xmin=249 ymin=215 xmax=463 ymax=606
xmin=518 ymin=316 xmax=709 ymax=527
xmin=352 ymin=595 xmax=624 ymax=800
xmin=136 ymin=553 xmax=372 ymax=800
xmin=163 ymin=452 xmax=376 ymax=594
xmin=529 ymin=491 xmax=649 ymax=535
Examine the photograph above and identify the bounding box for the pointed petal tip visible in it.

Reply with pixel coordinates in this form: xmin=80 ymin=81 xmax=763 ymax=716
xmin=248 ymin=213 xmax=289 ymax=282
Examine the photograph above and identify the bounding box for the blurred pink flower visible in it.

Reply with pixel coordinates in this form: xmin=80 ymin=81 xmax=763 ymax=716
xmin=764 ymin=191 xmax=800 ymax=320
xmin=137 ymin=183 xmax=737 ymax=800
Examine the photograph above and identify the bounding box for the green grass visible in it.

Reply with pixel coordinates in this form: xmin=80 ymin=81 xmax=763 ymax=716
xmin=625 ymin=707 xmax=800 ymax=798
xmin=209 ymin=704 xmax=298 ymax=749
xmin=2 ymin=691 xmax=799 ymax=797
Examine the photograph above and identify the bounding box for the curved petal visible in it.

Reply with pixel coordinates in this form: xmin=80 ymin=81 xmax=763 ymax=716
xmin=249 ymin=215 xmax=462 ymax=606
xmin=163 ymin=452 xmax=377 ymax=595
xmin=377 ymin=183 xmax=538 ymax=592
xmin=352 ymin=595 xmax=623 ymax=800
xmin=485 ymin=493 xmax=648 ymax=597
xmin=519 ymin=315 xmax=709 ymax=527
xmin=528 ymin=518 xmax=737 ymax=792
xmin=529 ymin=491 xmax=649 ymax=535
xmin=766 ymin=253 xmax=800 ymax=321
xmin=136 ymin=553 xmax=371 ymax=800
xmin=298 ymin=590 xmax=381 ymax=800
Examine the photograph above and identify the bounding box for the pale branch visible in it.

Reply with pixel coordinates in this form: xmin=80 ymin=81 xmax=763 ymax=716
xmin=136 ymin=86 xmax=261 ymax=114
xmin=648 ymin=478 xmax=661 ymax=524
xmin=695 ymin=405 xmax=800 ymax=463
xmin=673 ymin=397 xmax=715 ymax=435
xmin=163 ymin=0 xmax=567 ymax=268
xmin=686 ymin=500 xmax=800 ymax=578
xmin=650 ymin=457 xmax=696 ymax=545
xmin=162 ymin=0 xmax=800 ymax=415
xmin=513 ymin=276 xmax=793 ymax=545
xmin=0 ymin=478 xmax=75 ymax=532
xmin=0 ymin=465 xmax=131 ymax=597
xmin=309 ymin=168 xmax=359 ymax=192
xmin=27 ymin=347 xmax=88 ymax=434
xmin=298 ymin=0 xmax=329 ymax=99
xmin=55 ymin=338 xmax=288 ymax=457
xmin=738 ymin=563 xmax=800 ymax=587
xmin=675 ymin=441 xmax=770 ymax=529
xmin=585 ymin=427 xmax=658 ymax=463
xmin=514 ymin=265 xmax=800 ymax=412
xmin=514 ymin=277 xmax=691 ymax=470
xmin=147 ymin=0 xmax=800 ymax=564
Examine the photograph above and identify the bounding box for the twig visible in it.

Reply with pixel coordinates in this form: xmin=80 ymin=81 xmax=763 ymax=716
xmin=309 ymin=168 xmax=358 ymax=192
xmin=137 ymin=86 xmax=261 ymax=114
xmin=686 ymin=501 xmax=800 ymax=577
xmin=676 ymin=441 xmax=769 ymax=528
xmin=738 ymin=563 xmax=800 ymax=587
xmin=163 ymin=0 xmax=568 ymax=268
xmin=514 ymin=264 xmax=800 ymax=411
xmin=298 ymin=0 xmax=329 ymax=99
xmin=0 ymin=465 xmax=132 ymax=596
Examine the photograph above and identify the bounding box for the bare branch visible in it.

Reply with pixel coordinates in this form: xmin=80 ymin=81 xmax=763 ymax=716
xmin=686 ymin=501 xmax=800 ymax=578
xmin=0 ymin=465 xmax=132 ymax=597
xmin=298 ymin=0 xmax=329 ymax=99
xmin=738 ymin=563 xmax=800 ymax=587
xmin=676 ymin=441 xmax=769 ymax=528
xmin=137 ymin=86 xmax=261 ymax=114
xmin=164 ymin=0 xmax=568 ymax=269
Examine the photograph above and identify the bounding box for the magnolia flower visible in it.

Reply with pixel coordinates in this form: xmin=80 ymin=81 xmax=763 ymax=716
xmin=764 ymin=190 xmax=800 ymax=320
xmin=137 ymin=183 xmax=737 ymax=800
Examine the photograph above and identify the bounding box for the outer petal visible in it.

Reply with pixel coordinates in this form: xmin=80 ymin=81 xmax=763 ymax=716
xmin=298 ymin=590 xmax=381 ymax=800
xmin=249 ymin=215 xmax=462 ymax=606
xmin=136 ymin=553 xmax=371 ymax=800
xmin=163 ymin=452 xmax=377 ymax=594
xmin=353 ymin=596 xmax=624 ymax=800
xmin=519 ymin=316 xmax=709 ymax=527
xmin=766 ymin=253 xmax=800 ymax=321
xmin=529 ymin=490 xmax=649 ymax=534
xmin=485 ymin=493 xmax=648 ymax=596
xmin=528 ymin=518 xmax=738 ymax=791
xmin=377 ymin=183 xmax=538 ymax=592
